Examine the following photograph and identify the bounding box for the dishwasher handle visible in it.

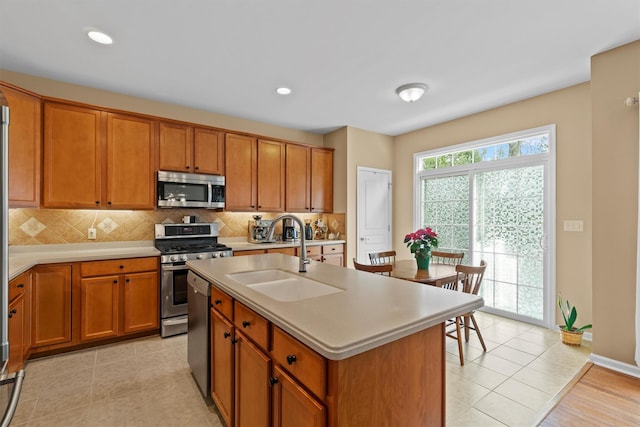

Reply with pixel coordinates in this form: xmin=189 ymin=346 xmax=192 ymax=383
xmin=187 ymin=271 xmax=211 ymax=296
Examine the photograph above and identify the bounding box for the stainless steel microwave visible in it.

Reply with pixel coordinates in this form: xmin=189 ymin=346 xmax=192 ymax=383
xmin=157 ymin=171 xmax=225 ymax=209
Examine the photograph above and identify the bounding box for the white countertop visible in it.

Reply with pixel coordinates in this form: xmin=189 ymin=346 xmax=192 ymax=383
xmin=187 ymin=254 xmax=483 ymax=361
xmin=8 ymin=241 xmax=160 ymax=280
xmin=221 ymin=238 xmax=345 ymax=251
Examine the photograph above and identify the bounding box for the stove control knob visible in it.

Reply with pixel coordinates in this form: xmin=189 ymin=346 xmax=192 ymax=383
xmin=211 ymin=252 xmax=219 ymax=259
xmin=196 ymin=253 xmax=206 ymax=260
xmin=219 ymin=252 xmax=227 ymax=258
xmin=170 ymin=255 xmax=178 ymax=262
xmin=179 ymin=254 xmax=188 ymax=262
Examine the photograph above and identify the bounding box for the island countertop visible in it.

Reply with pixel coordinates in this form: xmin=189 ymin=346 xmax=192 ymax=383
xmin=187 ymin=253 xmax=483 ymax=360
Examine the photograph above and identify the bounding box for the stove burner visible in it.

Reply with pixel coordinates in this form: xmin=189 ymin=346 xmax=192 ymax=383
xmin=161 ymin=243 xmax=229 ymax=255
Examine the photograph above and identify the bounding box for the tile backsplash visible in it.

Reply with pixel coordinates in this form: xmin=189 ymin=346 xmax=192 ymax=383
xmin=8 ymin=209 xmax=345 ymax=246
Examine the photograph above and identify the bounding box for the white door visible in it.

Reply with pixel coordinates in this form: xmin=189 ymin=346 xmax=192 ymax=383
xmin=357 ymin=167 xmax=392 ymax=263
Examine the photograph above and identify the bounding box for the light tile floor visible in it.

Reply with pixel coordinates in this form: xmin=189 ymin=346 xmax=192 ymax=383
xmin=10 ymin=311 xmax=590 ymax=426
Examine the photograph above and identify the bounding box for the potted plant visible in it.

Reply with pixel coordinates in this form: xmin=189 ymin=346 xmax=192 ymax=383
xmin=557 ymin=296 xmax=592 ymax=346
xmin=404 ymin=227 xmax=438 ymax=270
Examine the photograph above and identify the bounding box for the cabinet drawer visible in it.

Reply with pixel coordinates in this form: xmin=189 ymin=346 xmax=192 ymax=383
xmin=322 ymin=244 xmax=344 ymax=254
xmin=272 ymin=326 xmax=326 ymax=400
xmin=298 ymin=245 xmax=321 ymax=257
xmin=211 ymin=287 xmax=233 ymax=320
xmin=234 ymin=301 xmax=270 ymax=351
xmin=9 ymin=271 xmax=30 ymax=302
xmin=81 ymin=257 xmax=158 ymax=277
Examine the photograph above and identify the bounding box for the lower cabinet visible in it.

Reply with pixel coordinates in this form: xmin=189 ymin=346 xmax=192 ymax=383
xmin=7 ymin=293 xmax=26 ymax=373
xmin=236 ymin=243 xmax=344 ymax=267
xmin=235 ymin=331 xmax=271 ymax=427
xmin=211 ymin=309 xmax=235 ymax=427
xmin=272 ymin=366 xmax=326 ymax=427
xmin=79 ymin=257 xmax=159 ymax=342
xmin=31 ymin=264 xmax=72 ymax=349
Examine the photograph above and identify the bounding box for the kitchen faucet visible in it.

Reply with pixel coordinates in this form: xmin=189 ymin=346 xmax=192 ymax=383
xmin=266 ymin=214 xmax=310 ymax=272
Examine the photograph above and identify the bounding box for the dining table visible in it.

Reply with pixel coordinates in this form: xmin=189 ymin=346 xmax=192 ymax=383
xmin=390 ymin=260 xmax=458 ymax=287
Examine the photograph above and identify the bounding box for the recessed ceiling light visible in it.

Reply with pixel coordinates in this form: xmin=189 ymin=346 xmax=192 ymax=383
xmin=276 ymin=87 xmax=292 ymax=95
xmin=87 ymin=30 xmax=113 ymax=45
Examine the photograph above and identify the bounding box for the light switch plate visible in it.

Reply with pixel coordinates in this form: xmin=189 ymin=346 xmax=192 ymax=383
xmin=88 ymin=228 xmax=97 ymax=240
xmin=563 ymin=220 xmax=584 ymax=232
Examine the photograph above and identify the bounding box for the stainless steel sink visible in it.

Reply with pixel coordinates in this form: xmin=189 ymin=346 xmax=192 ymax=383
xmin=227 ymin=269 xmax=343 ymax=302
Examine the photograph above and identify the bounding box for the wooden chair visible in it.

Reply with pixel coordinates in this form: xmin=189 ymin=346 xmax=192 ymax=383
xmin=445 ymin=260 xmax=487 ymax=365
xmin=431 ymin=250 xmax=464 ymax=266
xmin=353 ymin=258 xmax=393 ymax=276
xmin=368 ymin=250 xmax=396 ymax=265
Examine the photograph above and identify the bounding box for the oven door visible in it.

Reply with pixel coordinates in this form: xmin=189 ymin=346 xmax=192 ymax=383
xmin=161 ymin=263 xmax=189 ymax=318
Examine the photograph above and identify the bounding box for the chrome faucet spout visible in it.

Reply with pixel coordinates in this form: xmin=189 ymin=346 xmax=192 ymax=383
xmin=266 ymin=214 xmax=310 ymax=272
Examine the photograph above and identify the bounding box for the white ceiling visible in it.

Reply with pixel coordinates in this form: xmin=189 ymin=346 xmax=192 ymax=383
xmin=1 ymin=1 xmax=639 ymax=136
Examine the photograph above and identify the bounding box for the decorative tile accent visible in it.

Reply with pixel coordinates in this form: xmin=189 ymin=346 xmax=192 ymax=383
xmin=98 ymin=217 xmax=119 ymax=234
xmin=19 ymin=217 xmax=46 ymax=237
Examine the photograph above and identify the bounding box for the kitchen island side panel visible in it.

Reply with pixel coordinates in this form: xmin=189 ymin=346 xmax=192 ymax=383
xmin=327 ymin=323 xmax=445 ymax=427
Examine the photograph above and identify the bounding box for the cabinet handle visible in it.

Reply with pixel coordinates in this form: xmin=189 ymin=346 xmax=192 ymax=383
xmin=251 ymin=205 xmax=255 ymax=209
xmin=195 ymin=166 xmax=199 ymax=170
xmin=108 ymin=201 xmax=112 ymax=206
xmin=258 ymin=205 xmax=262 ymax=209
xmin=95 ymin=201 xmax=100 ymax=205
xmin=286 ymin=354 xmax=297 ymax=365
xmin=186 ymin=165 xmax=190 ymax=170
xmin=223 ymin=332 xmax=231 ymax=339
xmin=125 ymin=278 xmax=130 ymax=283
xmin=113 ymin=280 xmax=118 ymax=284
xmin=17 ymin=283 xmax=24 ymax=288
xmin=8 ymin=309 xmax=16 ymax=318
xmin=231 ymin=338 xmax=238 ymax=344
xmin=242 ymin=320 xmax=251 ymax=328
xmin=214 ymin=299 xmax=222 ymax=305
xmin=269 ymin=377 xmax=279 ymax=387
xmin=119 ymin=265 xmax=124 ymax=269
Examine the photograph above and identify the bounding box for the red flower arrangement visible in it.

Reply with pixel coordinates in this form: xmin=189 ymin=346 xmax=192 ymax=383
xmin=404 ymin=227 xmax=439 ymax=258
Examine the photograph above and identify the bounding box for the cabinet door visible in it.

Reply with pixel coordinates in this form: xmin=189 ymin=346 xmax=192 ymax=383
xmin=257 ymin=139 xmax=285 ymax=212
xmin=32 ymin=265 xmax=72 ymax=348
xmin=106 ymin=113 xmax=157 ymax=209
xmin=285 ymin=144 xmax=311 ymax=212
xmin=235 ymin=332 xmax=271 ymax=427
xmin=225 ymin=133 xmax=257 ymax=211
xmin=80 ymin=275 xmax=119 ymax=342
xmin=43 ymin=102 xmax=103 ymax=208
xmin=272 ymin=365 xmax=326 ymax=427
xmin=194 ymin=127 xmax=224 ymax=175
xmin=211 ymin=309 xmax=235 ymax=427
xmin=122 ymin=271 xmax=159 ymax=334
xmin=322 ymin=254 xmax=344 ymax=267
xmin=159 ymin=121 xmax=192 ymax=172
xmin=310 ymin=148 xmax=333 ymax=213
xmin=2 ymin=85 xmax=41 ymax=208
xmin=7 ymin=294 xmax=25 ymax=373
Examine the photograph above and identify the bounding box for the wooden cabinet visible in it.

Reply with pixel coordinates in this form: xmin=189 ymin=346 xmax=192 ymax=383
xmin=297 ymin=243 xmax=345 ymax=267
xmin=225 ymin=134 xmax=286 ymax=212
xmin=106 ymin=113 xmax=157 ymax=209
xmin=31 ymin=264 xmax=72 ymax=348
xmin=235 ymin=331 xmax=271 ymax=427
xmin=285 ymin=146 xmax=333 ymax=213
xmin=234 ymin=247 xmax=297 ymax=257
xmin=272 ymin=365 xmax=326 ymax=427
xmin=79 ymin=257 xmax=159 ymax=342
xmin=211 ymin=309 xmax=235 ymax=427
xmin=43 ymin=101 xmax=156 ymax=209
xmin=1 ymin=84 xmax=41 ymax=208
xmin=159 ymin=122 xmax=224 ymax=175
xmin=7 ymin=270 xmax=30 ymax=372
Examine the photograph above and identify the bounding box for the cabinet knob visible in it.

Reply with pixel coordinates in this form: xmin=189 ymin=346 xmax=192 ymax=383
xmin=186 ymin=165 xmax=190 ymax=169
xmin=214 ymin=299 xmax=222 ymax=305
xmin=113 ymin=280 xmax=118 ymax=284
xmin=231 ymin=338 xmax=238 ymax=344
xmin=269 ymin=377 xmax=279 ymax=387
xmin=8 ymin=309 xmax=16 ymax=318
xmin=286 ymin=354 xmax=297 ymax=365
xmin=195 ymin=166 xmax=199 ymax=170
xmin=119 ymin=265 xmax=124 ymax=269
xmin=223 ymin=332 xmax=231 ymax=339
xmin=108 ymin=201 xmax=112 ymax=206
xmin=125 ymin=278 xmax=130 ymax=283
xmin=17 ymin=283 xmax=24 ymax=288
xmin=95 ymin=201 xmax=100 ymax=205
xmin=242 ymin=320 xmax=251 ymax=328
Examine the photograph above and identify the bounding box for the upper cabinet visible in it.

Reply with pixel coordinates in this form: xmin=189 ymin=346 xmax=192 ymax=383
xmin=225 ymin=134 xmax=286 ymax=212
xmin=159 ymin=121 xmax=224 ymax=175
xmin=43 ymin=102 xmax=157 ymax=209
xmin=2 ymin=84 xmax=42 ymax=208
xmin=286 ymin=145 xmax=333 ymax=213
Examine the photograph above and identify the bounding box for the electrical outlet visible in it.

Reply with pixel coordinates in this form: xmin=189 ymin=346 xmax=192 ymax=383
xmin=88 ymin=228 xmax=97 ymax=240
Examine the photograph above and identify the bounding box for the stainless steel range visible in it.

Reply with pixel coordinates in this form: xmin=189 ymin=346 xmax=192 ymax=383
xmin=154 ymin=223 xmax=232 ymax=337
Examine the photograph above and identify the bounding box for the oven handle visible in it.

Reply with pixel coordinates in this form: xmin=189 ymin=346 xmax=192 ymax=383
xmin=161 ymin=264 xmax=189 ymax=272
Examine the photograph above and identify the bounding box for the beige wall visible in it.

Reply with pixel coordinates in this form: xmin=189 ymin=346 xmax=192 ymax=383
xmin=324 ymin=126 xmax=394 ymax=266
xmin=0 ymin=69 xmax=324 ymax=146
xmin=591 ymin=40 xmax=640 ymax=364
xmin=394 ymin=83 xmax=593 ymax=330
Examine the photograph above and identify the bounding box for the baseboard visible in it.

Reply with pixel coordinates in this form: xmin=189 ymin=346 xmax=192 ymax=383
xmin=589 ymin=353 xmax=640 ymax=378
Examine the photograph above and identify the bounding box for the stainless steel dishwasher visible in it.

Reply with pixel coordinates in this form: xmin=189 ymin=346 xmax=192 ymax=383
xmin=187 ymin=271 xmax=212 ymax=402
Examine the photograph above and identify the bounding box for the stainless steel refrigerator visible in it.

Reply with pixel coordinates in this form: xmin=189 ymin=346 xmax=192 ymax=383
xmin=0 ymin=88 xmax=25 ymax=426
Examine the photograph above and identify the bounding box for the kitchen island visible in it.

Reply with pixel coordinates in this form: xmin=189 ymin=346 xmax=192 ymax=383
xmin=187 ymin=253 xmax=483 ymax=427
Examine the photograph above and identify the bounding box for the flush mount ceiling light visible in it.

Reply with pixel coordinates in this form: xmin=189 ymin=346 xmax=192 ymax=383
xmin=87 ymin=30 xmax=113 ymax=45
xmin=276 ymin=87 xmax=292 ymax=95
xmin=396 ymin=83 xmax=428 ymax=102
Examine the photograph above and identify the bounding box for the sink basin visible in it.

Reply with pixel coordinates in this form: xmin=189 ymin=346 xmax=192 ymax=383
xmin=227 ymin=269 xmax=343 ymax=302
